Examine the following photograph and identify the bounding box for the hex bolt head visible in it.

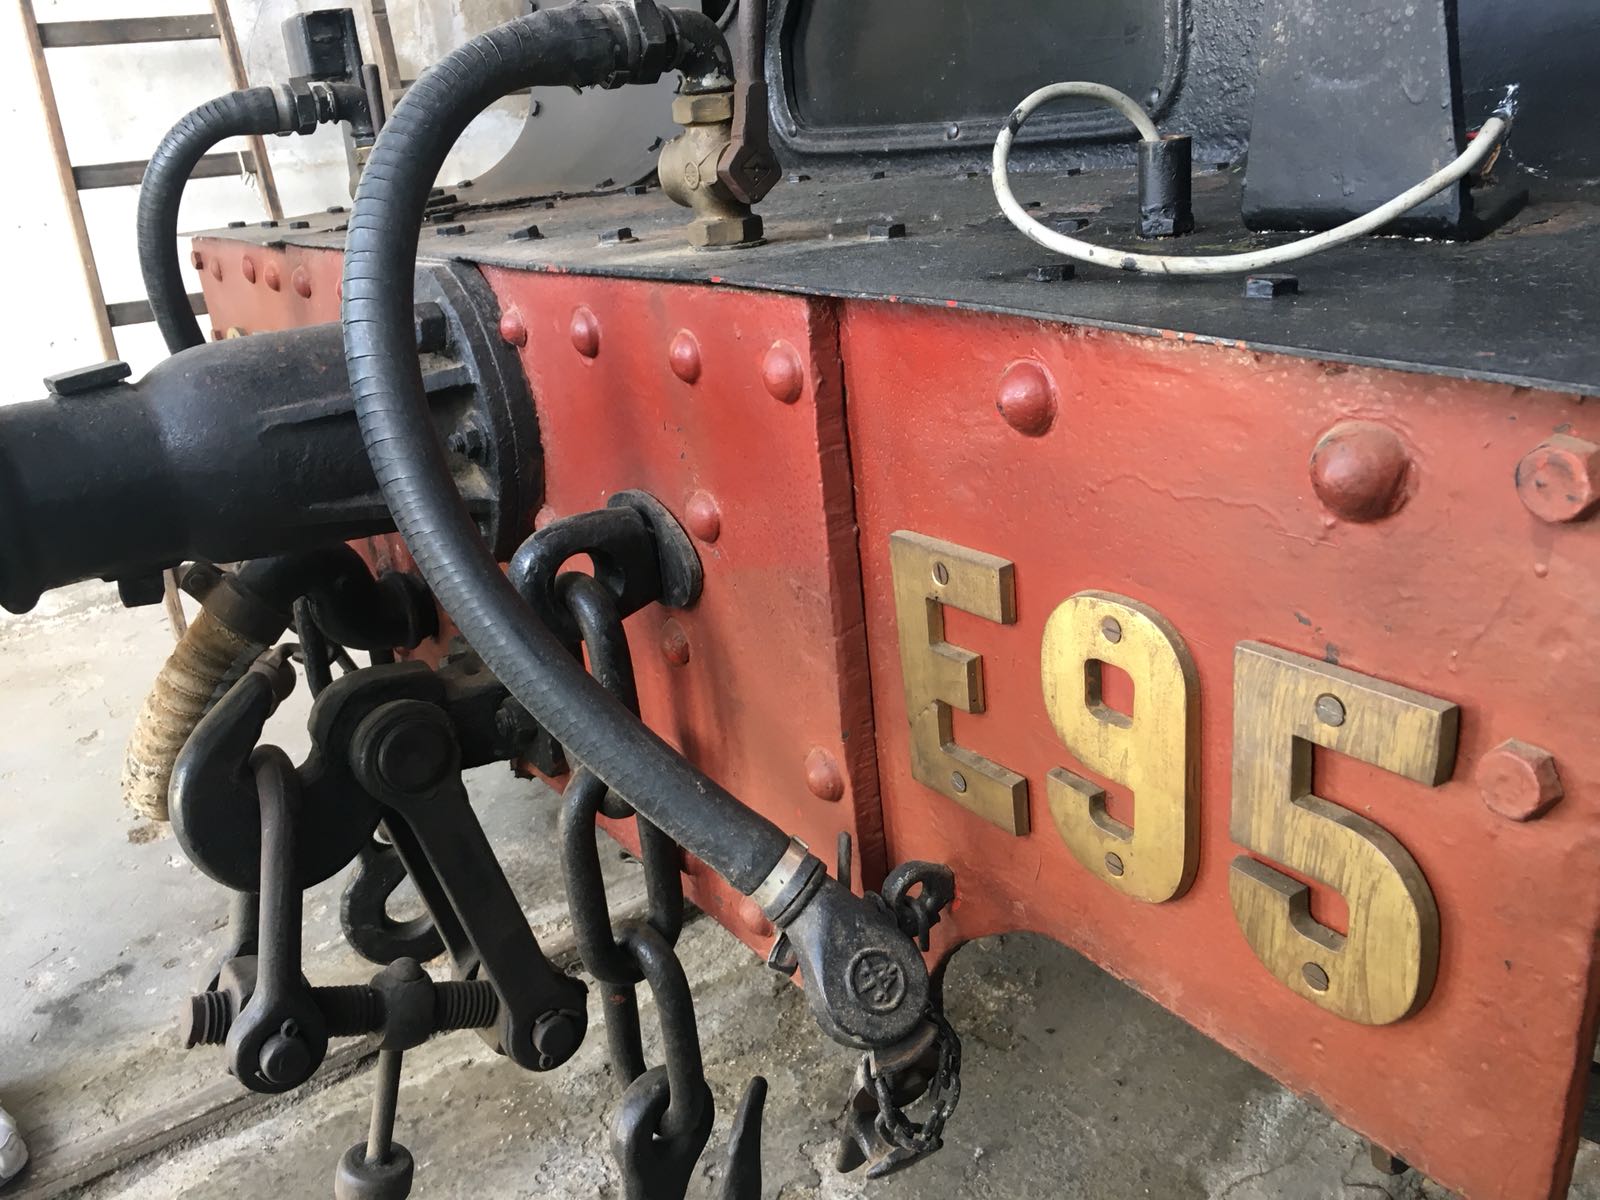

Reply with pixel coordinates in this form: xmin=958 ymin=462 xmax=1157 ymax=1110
xmin=597 ymin=227 xmax=638 ymax=245
xmin=867 ymin=221 xmax=907 ymax=240
xmin=1310 ymin=421 xmax=1413 ymax=523
xmin=1476 ymin=738 xmax=1564 ymax=821
xmin=507 ymin=224 xmax=543 ymax=242
xmin=1515 ymin=434 xmax=1600 ymax=524
xmin=1245 ymin=274 xmax=1299 ymax=299
xmin=1028 ymin=264 xmax=1076 ymax=283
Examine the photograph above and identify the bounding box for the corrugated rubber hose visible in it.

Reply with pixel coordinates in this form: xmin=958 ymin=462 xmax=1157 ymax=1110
xmin=341 ymin=4 xmax=791 ymax=894
xmin=137 ymin=87 xmax=288 ymax=354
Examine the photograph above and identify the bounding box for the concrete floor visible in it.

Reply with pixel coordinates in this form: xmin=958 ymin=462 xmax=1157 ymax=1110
xmin=2 ymin=584 xmax=1598 ymax=1199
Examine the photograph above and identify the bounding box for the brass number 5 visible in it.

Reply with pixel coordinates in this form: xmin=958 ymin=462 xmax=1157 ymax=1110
xmin=1041 ymin=592 xmax=1199 ymax=903
xmin=1230 ymin=643 xmax=1459 ymax=1025
xmin=889 ymin=531 xmax=1028 ymax=834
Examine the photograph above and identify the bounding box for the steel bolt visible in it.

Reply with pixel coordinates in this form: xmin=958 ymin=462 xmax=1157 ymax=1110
xmin=1309 ymin=421 xmax=1412 ymax=523
xmin=804 ymin=748 xmax=845 ymax=803
xmin=507 ymin=224 xmax=544 ymax=242
xmin=669 ymin=330 xmax=702 ymax=383
xmin=1476 ymin=738 xmax=1563 ymax=821
xmin=598 ymin=227 xmax=638 ymax=245
xmin=375 ymin=721 xmax=453 ymax=795
xmin=1244 ymin=274 xmax=1299 ymax=299
xmin=1515 ymin=434 xmax=1600 ymax=524
xmin=531 ymin=1010 xmax=582 ymax=1069
xmin=996 ymin=361 xmax=1058 ymax=437
xmin=1314 ymin=694 xmax=1346 ymax=728
xmin=436 ymin=223 xmax=468 ymax=237
xmin=292 ymin=266 xmax=313 ymax=299
xmin=867 ymin=221 xmax=907 ymax=240
xmin=1028 ymin=264 xmax=1076 ymax=283
xmin=259 ymin=1022 xmax=312 ymax=1085
xmin=570 ymin=307 xmax=601 ymax=359
xmin=683 ymin=491 xmax=721 ymax=543
xmin=182 ymin=991 xmax=232 ymax=1047
xmin=498 ymin=308 xmax=529 ymax=348
xmin=660 ymin=619 xmax=691 ymax=666
xmin=761 ymin=341 xmax=805 ymax=404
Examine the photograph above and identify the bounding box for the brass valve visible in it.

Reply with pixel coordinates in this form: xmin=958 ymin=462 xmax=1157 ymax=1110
xmin=660 ymin=90 xmax=764 ymax=248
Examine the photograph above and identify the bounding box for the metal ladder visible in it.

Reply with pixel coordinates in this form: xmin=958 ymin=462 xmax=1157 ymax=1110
xmin=19 ymin=0 xmax=285 ymax=359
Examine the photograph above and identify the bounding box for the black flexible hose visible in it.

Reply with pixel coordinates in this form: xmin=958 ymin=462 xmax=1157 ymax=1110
xmin=137 ymin=88 xmax=288 ymax=354
xmin=340 ymin=4 xmax=788 ymax=893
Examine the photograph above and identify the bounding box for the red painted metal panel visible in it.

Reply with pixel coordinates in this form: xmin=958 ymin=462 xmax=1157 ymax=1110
xmin=475 ymin=269 xmax=882 ymax=947
xmin=842 ymin=301 xmax=1600 ymax=1200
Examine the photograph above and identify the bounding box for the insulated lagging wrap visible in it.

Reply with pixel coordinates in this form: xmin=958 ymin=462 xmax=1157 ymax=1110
xmin=339 ymin=4 xmax=794 ymax=894
xmin=136 ymin=87 xmax=288 ymax=354
xmin=122 ymin=608 xmax=267 ymax=821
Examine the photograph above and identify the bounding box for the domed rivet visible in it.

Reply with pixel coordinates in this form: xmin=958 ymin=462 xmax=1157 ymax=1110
xmin=683 ymin=491 xmax=721 ymax=544
xmin=292 ymin=266 xmax=313 ymax=299
xmin=669 ymin=331 xmax=702 ymax=383
xmin=499 ymin=309 xmax=528 ymax=347
xmin=570 ymin=307 xmax=601 ymax=358
xmin=1309 ymin=421 xmax=1412 ymax=522
xmin=996 ymin=361 xmax=1057 ymax=437
xmin=804 ymin=748 xmax=844 ymax=803
xmin=241 ymin=255 xmax=257 ymax=285
xmin=761 ymin=341 xmax=805 ymax=404
xmin=660 ymin=619 xmax=691 ymax=666
xmin=264 ymin=261 xmax=282 ymax=292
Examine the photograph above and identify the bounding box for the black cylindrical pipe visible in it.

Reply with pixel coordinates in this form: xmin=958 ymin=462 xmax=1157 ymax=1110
xmin=0 ymin=325 xmax=392 ymax=614
xmin=1138 ymin=134 xmax=1196 ymax=238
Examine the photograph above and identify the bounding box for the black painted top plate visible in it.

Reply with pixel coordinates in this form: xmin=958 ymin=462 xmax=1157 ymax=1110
xmin=209 ymin=167 xmax=1600 ymax=397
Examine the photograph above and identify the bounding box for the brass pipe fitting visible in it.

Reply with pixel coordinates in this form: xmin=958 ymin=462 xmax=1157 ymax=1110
xmin=659 ymin=90 xmax=764 ymax=249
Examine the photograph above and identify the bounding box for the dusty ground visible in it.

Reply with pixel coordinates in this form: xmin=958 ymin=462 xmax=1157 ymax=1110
xmin=1 ymin=584 xmax=1596 ymax=1199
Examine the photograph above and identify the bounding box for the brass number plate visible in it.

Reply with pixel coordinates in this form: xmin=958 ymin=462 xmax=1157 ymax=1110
xmin=889 ymin=531 xmax=1028 ymax=834
xmin=1229 ymin=643 xmax=1459 ymax=1025
xmin=1042 ymin=592 xmax=1199 ymax=903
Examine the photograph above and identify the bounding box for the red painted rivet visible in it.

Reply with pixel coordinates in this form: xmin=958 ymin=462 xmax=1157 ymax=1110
xmin=1476 ymin=738 xmax=1564 ymax=821
xmin=1515 ymin=434 xmax=1600 ymax=524
xmin=570 ymin=307 xmax=601 ymax=358
xmin=683 ymin=491 xmax=721 ymax=543
xmin=264 ymin=261 xmax=282 ymax=292
xmin=736 ymin=896 xmax=774 ymax=940
xmin=996 ymin=361 xmax=1057 ymax=437
xmin=803 ymin=748 xmax=845 ymax=803
xmin=660 ymin=619 xmax=691 ymax=666
xmin=499 ymin=308 xmax=529 ymax=347
xmin=209 ymin=257 xmax=224 ymax=282
xmin=241 ymin=255 xmax=257 ymax=285
xmin=336 ymin=279 xmax=343 ymax=301
xmin=761 ymin=341 xmax=805 ymax=404
xmin=1309 ymin=421 xmax=1412 ymax=523
xmin=190 ymin=249 xmax=205 ymax=271
xmin=669 ymin=330 xmax=702 ymax=383
xmin=534 ymin=505 xmax=559 ymax=531
xmin=292 ymin=266 xmax=313 ymax=299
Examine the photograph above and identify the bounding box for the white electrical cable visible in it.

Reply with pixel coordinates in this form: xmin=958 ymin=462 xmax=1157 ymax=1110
xmin=992 ymin=81 xmax=1517 ymax=276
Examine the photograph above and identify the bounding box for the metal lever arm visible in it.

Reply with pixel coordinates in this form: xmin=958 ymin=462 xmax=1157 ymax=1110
xmin=351 ymin=699 xmax=588 ymax=1072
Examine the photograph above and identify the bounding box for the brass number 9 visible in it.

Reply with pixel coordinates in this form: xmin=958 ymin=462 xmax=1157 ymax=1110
xmin=1229 ymin=643 xmax=1458 ymax=1026
xmin=1041 ymin=592 xmax=1199 ymax=903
